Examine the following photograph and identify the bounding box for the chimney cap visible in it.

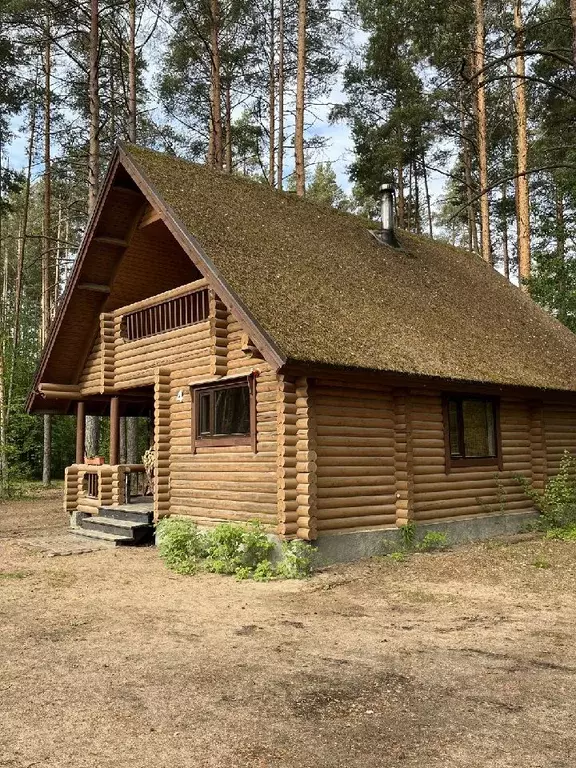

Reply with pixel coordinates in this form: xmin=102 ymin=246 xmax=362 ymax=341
xmin=379 ymin=182 xmax=395 ymax=193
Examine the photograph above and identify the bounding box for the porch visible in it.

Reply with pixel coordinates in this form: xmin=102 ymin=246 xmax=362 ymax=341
xmin=63 ymin=386 xmax=155 ymax=544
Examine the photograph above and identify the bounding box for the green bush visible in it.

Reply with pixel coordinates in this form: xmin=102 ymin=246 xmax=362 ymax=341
xmin=204 ymin=522 xmax=248 ymax=574
xmin=392 ymin=522 xmax=449 ymax=555
xmin=157 ymin=518 xmax=316 ymax=580
xmin=545 ymin=525 xmax=576 ymax=541
xmin=156 ymin=517 xmax=208 ymax=574
xmin=204 ymin=521 xmax=274 ymax=575
xmin=276 ymin=539 xmax=316 ymax=579
xmin=516 ymin=451 xmax=576 ymax=530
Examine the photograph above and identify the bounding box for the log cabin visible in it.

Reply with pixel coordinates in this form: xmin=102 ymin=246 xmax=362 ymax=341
xmin=27 ymin=143 xmax=576 ymax=559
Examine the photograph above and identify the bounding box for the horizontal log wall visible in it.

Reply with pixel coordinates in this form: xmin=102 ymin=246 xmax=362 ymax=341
xmin=544 ymin=404 xmax=576 ymax=475
xmin=76 ymin=280 xmax=209 ymax=395
xmin=113 ymin=319 xmax=211 ymax=389
xmin=314 ymin=380 xmax=397 ymax=533
xmin=160 ymin=307 xmax=278 ymax=528
xmin=411 ymin=392 xmax=533 ymax=521
xmin=168 ymin=365 xmax=279 ymax=528
xmin=78 ymin=331 xmax=104 ymax=394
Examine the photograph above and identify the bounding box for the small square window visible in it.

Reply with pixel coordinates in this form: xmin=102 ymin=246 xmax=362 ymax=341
xmin=444 ymin=395 xmax=500 ymax=470
xmin=192 ymin=378 xmax=255 ymax=451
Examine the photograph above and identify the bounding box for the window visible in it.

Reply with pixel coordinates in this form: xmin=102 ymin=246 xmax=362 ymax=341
xmin=444 ymin=395 xmax=501 ymax=470
xmin=192 ymin=378 xmax=256 ymax=450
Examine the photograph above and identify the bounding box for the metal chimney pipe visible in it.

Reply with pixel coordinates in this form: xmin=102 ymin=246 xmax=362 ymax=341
xmin=380 ymin=183 xmax=395 ymax=244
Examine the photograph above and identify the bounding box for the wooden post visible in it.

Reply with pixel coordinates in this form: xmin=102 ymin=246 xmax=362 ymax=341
xmin=110 ymin=396 xmax=120 ymax=465
xmin=76 ymin=401 xmax=86 ymax=464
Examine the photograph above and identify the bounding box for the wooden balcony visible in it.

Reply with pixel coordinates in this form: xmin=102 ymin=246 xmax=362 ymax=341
xmin=78 ymin=278 xmax=212 ymax=393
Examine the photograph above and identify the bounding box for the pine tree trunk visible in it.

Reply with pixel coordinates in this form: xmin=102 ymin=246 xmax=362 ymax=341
xmin=407 ymin=160 xmax=413 ymax=232
xmin=277 ymin=0 xmax=285 ymax=190
xmin=207 ymin=111 xmax=215 ymax=165
xmin=210 ymin=0 xmax=223 ymax=169
xmin=224 ymin=79 xmax=232 ymax=173
xmin=501 ymin=183 xmax=510 ymax=280
xmin=268 ymin=0 xmax=275 ymax=186
xmin=397 ymin=161 xmax=405 ymax=228
xmin=127 ymin=417 xmax=138 ymax=464
xmin=7 ymin=90 xmax=37 ymax=421
xmin=120 ymin=416 xmax=127 ymax=463
xmin=54 ymin=202 xmax=62 ymax=309
xmin=0 ymin=153 xmax=6 ymax=494
xmin=460 ymin=90 xmax=478 ymax=253
xmin=556 ymin=187 xmax=568 ymax=323
xmin=295 ymin=0 xmax=306 ymax=196
xmin=85 ymin=416 xmax=100 ymax=458
xmin=42 ymin=27 xmax=52 ymax=486
xmin=87 ymin=0 xmax=101 ymax=455
xmin=513 ymin=0 xmax=530 ymax=289
xmin=570 ymin=0 xmax=576 ymax=67
xmin=128 ymin=0 xmax=137 ymax=142
xmin=421 ymin=153 xmax=433 ymax=238
xmin=88 ymin=0 xmax=100 ymax=215
xmin=414 ymin=160 xmax=421 ymax=234
xmin=473 ymin=0 xmax=492 ymax=265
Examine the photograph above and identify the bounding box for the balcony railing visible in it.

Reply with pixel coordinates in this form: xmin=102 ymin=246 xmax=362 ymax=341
xmin=122 ymin=287 xmax=209 ymax=341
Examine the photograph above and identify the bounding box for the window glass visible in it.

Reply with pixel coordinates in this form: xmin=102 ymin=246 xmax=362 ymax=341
xmin=462 ymin=399 xmax=495 ymax=457
xmin=447 ymin=396 xmax=497 ymax=460
xmin=448 ymin=400 xmax=461 ymax=456
xmin=214 ymin=385 xmax=250 ymax=436
xmin=198 ymin=392 xmax=211 ymax=435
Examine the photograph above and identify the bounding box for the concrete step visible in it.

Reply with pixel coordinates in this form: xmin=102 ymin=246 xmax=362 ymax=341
xmin=70 ymin=527 xmax=133 ymax=545
xmin=81 ymin=515 xmax=153 ymax=543
xmin=98 ymin=505 xmax=154 ymax=524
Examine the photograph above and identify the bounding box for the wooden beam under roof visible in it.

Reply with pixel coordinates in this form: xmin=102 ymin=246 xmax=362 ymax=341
xmin=139 ymin=206 xmax=162 ymax=228
xmin=78 ymin=282 xmax=111 ymax=293
xmin=93 ymin=235 xmax=128 ymax=247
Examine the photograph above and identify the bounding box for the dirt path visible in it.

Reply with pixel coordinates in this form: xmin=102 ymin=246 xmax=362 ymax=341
xmin=1 ymin=493 xmax=575 ymax=767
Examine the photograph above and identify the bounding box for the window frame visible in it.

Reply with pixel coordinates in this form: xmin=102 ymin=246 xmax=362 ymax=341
xmin=442 ymin=393 xmax=502 ymax=472
xmin=191 ymin=376 xmax=257 ymax=453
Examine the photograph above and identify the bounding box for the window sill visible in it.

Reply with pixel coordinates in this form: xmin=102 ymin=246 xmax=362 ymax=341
xmin=195 ymin=436 xmax=252 ymax=448
xmin=447 ymin=456 xmax=502 ymax=472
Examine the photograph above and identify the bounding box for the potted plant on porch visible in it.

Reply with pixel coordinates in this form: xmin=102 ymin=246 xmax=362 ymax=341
xmin=85 ymin=454 xmax=105 ymax=466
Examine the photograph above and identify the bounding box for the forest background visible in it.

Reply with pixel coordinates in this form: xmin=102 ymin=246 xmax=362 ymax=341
xmin=1 ymin=0 xmax=575 ymax=494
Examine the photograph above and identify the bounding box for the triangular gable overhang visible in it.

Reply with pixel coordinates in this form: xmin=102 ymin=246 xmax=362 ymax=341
xmin=27 ymin=143 xmax=286 ymax=414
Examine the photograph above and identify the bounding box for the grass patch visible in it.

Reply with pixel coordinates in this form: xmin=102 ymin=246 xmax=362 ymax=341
xmin=0 ymin=570 xmax=31 ymax=580
xmin=383 ymin=524 xmax=450 ymax=561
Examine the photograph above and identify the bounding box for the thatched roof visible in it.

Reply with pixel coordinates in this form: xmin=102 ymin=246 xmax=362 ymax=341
xmin=122 ymin=144 xmax=576 ymax=392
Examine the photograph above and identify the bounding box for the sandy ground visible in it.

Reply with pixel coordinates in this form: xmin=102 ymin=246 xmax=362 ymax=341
xmin=1 ymin=493 xmax=575 ymax=768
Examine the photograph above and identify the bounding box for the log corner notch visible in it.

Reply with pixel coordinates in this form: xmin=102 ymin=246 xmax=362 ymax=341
xmin=393 ymin=388 xmax=414 ymax=527
xmin=295 ymin=377 xmax=317 ymax=540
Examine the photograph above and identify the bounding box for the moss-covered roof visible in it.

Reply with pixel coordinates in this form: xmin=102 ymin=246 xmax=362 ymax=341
xmin=123 ymin=144 xmax=576 ymax=391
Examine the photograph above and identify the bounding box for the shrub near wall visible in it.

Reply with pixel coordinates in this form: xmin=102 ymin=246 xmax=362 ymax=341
xmin=156 ymin=518 xmax=315 ymax=580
